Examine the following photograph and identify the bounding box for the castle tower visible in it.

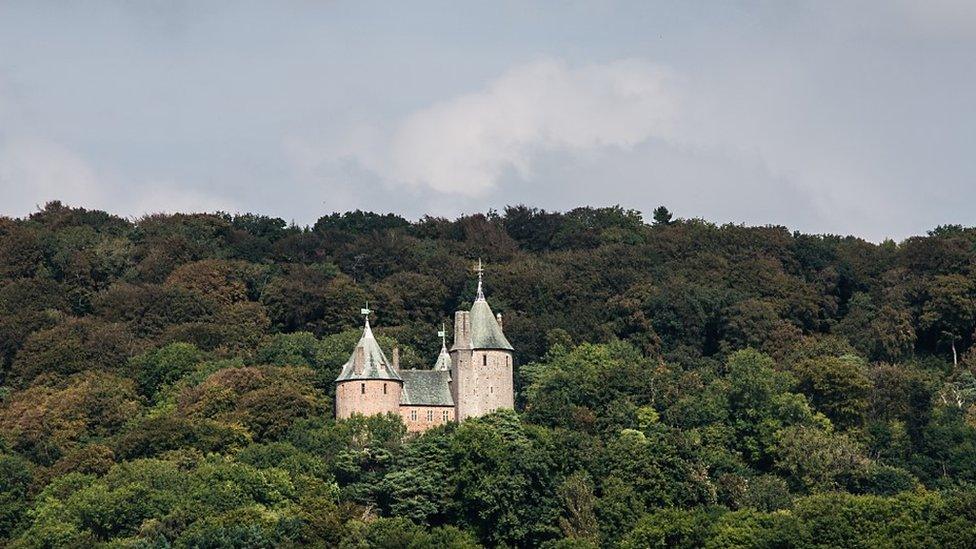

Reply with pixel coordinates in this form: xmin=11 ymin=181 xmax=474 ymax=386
xmin=334 ymin=306 xmax=403 ymax=419
xmin=450 ymin=260 xmax=515 ymax=421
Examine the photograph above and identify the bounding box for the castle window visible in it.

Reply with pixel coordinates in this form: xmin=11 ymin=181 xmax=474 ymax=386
xmin=361 ymin=383 xmax=365 ymax=394
xmin=411 ymin=409 xmax=417 ymax=421
xmin=483 ymin=355 xmax=487 ymax=366
xmin=427 ymin=410 xmax=433 ymax=421
xmin=383 ymin=383 xmax=387 ymax=395
xmin=443 ymin=410 xmax=450 ymax=421
xmin=490 ymin=386 xmax=493 ymax=394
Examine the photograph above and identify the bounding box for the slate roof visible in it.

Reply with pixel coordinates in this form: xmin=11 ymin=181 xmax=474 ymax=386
xmin=469 ymin=298 xmax=514 ymax=351
xmin=334 ymin=320 xmax=403 ymax=382
xmin=400 ymin=370 xmax=454 ymax=406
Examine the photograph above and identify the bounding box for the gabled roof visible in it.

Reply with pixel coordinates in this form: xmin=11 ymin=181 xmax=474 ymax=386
xmin=400 ymin=370 xmax=454 ymax=406
xmin=334 ymin=319 xmax=403 ymax=382
xmin=469 ymin=298 xmax=513 ymax=351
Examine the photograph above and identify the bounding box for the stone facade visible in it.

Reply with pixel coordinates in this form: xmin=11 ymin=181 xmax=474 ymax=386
xmin=335 ymin=379 xmax=402 ymax=419
xmin=400 ymin=405 xmax=455 ymax=432
xmin=334 ymin=268 xmax=515 ymax=432
xmin=450 ymin=312 xmax=514 ymax=421
xmin=451 ymin=350 xmax=515 ymax=421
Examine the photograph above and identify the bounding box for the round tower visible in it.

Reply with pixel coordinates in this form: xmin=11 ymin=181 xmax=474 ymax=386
xmin=334 ymin=313 xmax=403 ymax=419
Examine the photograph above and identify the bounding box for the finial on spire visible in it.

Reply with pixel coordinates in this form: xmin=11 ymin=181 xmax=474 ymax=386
xmin=438 ymin=322 xmax=447 ymax=350
xmin=360 ymin=301 xmax=374 ymax=336
xmin=475 ymin=258 xmax=485 ymax=301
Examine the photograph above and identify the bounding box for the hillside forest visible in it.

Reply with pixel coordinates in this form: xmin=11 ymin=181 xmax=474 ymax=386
xmin=3 ymin=201 xmax=976 ymax=547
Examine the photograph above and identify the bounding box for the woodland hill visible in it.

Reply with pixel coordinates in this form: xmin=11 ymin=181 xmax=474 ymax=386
xmin=2 ymin=201 xmax=976 ymax=547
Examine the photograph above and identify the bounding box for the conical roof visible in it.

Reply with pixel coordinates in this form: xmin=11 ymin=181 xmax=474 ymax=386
xmin=469 ymin=298 xmax=513 ymax=351
xmin=433 ymin=342 xmax=452 ymax=371
xmin=335 ymin=319 xmax=403 ymax=382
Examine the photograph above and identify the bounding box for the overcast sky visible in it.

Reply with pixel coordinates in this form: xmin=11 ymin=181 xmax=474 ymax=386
xmin=1 ymin=1 xmax=974 ymax=241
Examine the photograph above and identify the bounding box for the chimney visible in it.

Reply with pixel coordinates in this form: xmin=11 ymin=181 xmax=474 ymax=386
xmin=496 ymin=312 xmax=503 ymax=331
xmin=454 ymin=311 xmax=472 ymax=349
xmin=392 ymin=346 xmax=400 ymax=372
xmin=354 ymin=346 xmax=365 ymax=375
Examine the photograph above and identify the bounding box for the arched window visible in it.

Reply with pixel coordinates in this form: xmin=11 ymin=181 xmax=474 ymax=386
xmin=360 ymin=383 xmax=365 ymax=394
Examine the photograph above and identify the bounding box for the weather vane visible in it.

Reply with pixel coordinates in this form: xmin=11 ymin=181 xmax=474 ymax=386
xmin=475 ymin=258 xmax=485 ymax=300
xmin=438 ymin=322 xmax=447 ymax=348
xmin=360 ymin=301 xmax=372 ymax=321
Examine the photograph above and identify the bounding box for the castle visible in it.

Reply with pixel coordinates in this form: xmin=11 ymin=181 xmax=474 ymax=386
xmin=334 ymin=263 xmax=514 ymax=432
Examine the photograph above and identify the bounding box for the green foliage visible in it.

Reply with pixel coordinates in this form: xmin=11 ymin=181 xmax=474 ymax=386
xmin=4 ymin=204 xmax=976 ymax=546
xmin=619 ymin=507 xmax=723 ymax=549
xmin=652 ymin=205 xmax=673 ymax=226
xmin=0 ymin=453 xmax=32 ymax=539
xmin=130 ymin=342 xmax=204 ymax=397
xmin=9 ymin=318 xmax=137 ymax=387
xmin=449 ymin=410 xmax=561 ymax=546
xmin=0 ymin=372 xmax=141 ymax=465
xmin=790 ymin=354 xmax=872 ymax=428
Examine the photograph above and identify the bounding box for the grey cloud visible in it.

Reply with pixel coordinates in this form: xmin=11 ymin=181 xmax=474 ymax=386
xmin=0 ymin=2 xmax=974 ymax=241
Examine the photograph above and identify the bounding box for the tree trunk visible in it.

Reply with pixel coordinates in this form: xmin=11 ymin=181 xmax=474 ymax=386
xmin=952 ymin=340 xmax=958 ymax=368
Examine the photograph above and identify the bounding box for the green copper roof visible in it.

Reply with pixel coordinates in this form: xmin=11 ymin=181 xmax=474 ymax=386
xmin=433 ymin=343 xmax=452 ymax=371
xmin=400 ymin=370 xmax=454 ymax=406
xmin=469 ymin=298 xmax=513 ymax=351
xmin=335 ymin=320 xmax=403 ymax=382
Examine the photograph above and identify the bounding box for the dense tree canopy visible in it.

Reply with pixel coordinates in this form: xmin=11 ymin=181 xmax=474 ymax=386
xmin=2 ymin=201 xmax=976 ymax=546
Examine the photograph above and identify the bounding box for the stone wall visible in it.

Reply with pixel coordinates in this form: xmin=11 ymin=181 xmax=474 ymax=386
xmin=335 ymin=379 xmax=402 ymax=419
xmin=400 ymin=405 xmax=454 ymax=432
xmin=452 ymin=349 xmax=514 ymax=421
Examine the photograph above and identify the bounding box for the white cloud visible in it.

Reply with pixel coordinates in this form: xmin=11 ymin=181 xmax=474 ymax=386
xmin=0 ymin=137 xmax=237 ymax=219
xmin=0 ymin=137 xmax=105 ymax=214
xmin=319 ymin=56 xmax=892 ymax=236
xmin=127 ymin=185 xmax=238 ymax=217
xmin=376 ymin=58 xmax=679 ymax=196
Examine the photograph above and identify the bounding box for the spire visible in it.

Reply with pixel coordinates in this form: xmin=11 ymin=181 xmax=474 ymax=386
xmin=464 ymin=259 xmax=513 ymax=351
xmin=336 ymin=302 xmax=402 ymax=382
xmin=434 ymin=322 xmax=452 ymax=371
xmin=360 ymin=301 xmax=373 ymax=337
xmin=475 ymin=258 xmax=485 ymax=302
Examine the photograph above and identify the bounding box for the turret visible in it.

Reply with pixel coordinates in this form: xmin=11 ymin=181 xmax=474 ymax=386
xmin=334 ymin=306 xmax=403 ymax=419
xmin=434 ymin=323 xmax=452 ymax=372
xmin=450 ymin=260 xmax=515 ymax=421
